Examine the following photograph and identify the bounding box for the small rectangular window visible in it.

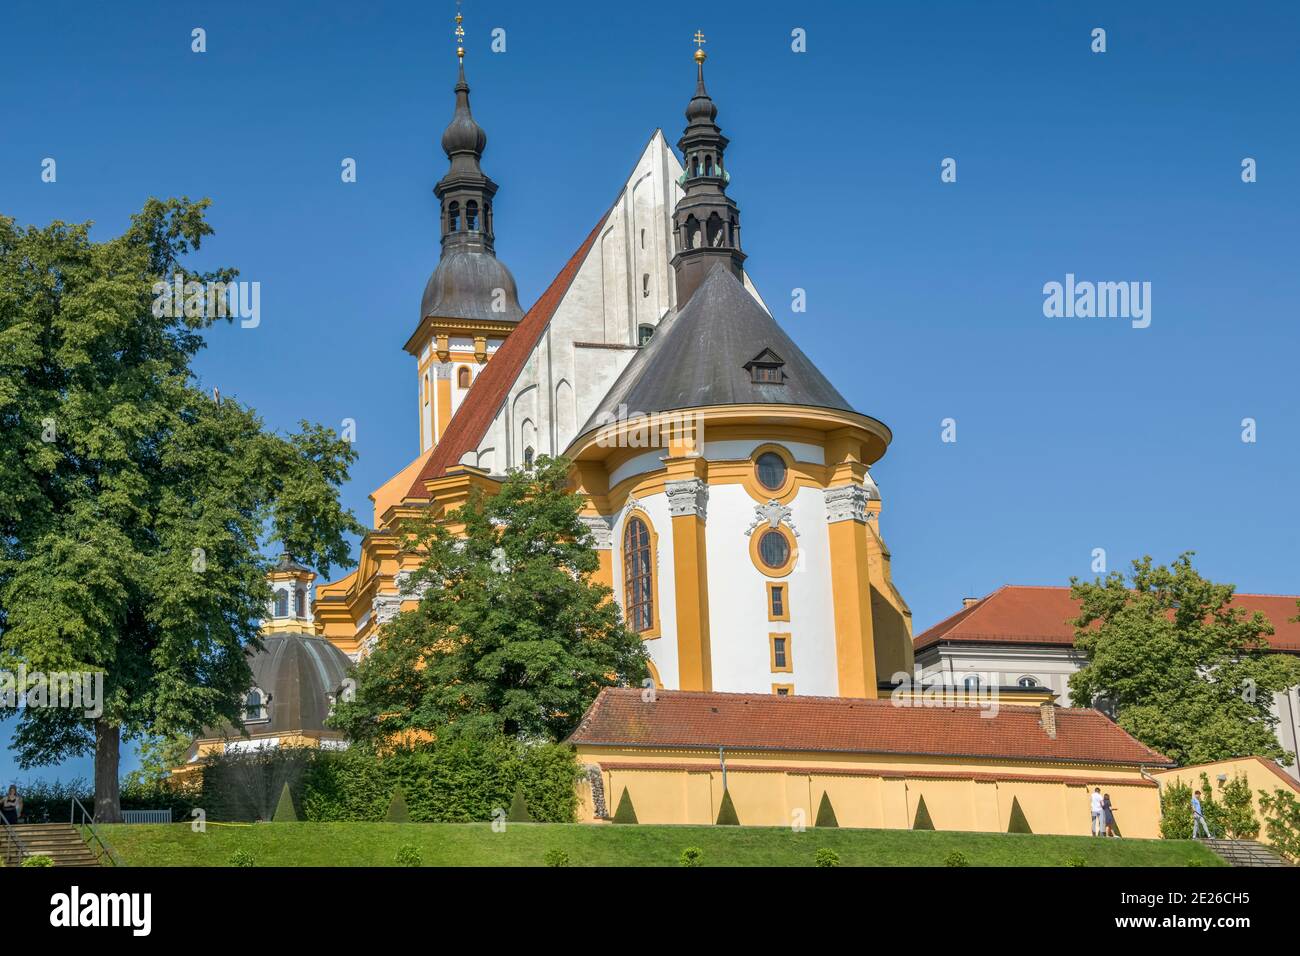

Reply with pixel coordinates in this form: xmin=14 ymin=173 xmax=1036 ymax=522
xmin=769 ymin=633 xmax=792 ymax=673
xmin=772 ymin=683 xmax=793 ymax=697
xmin=766 ymin=582 xmax=789 ymax=622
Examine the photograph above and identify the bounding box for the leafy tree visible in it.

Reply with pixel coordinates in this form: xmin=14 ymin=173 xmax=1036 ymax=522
xmin=330 ymin=456 xmax=648 ymax=744
xmin=1068 ymin=554 xmax=1300 ymax=766
xmin=385 ymin=787 xmax=411 ymax=823
xmin=612 ymin=788 xmax=638 ymax=824
xmin=507 ymin=783 xmax=532 ymax=823
xmin=1159 ymin=776 xmax=1194 ymax=840
xmin=1199 ymin=772 xmax=1258 ymax=840
xmin=715 ymin=788 xmax=739 ymax=825
xmin=1007 ymin=796 xmax=1032 ymax=834
xmin=912 ymin=795 xmax=934 ymax=830
xmin=814 ymin=791 xmax=839 ymax=828
xmin=123 ymin=733 xmax=193 ymax=790
xmin=0 ymin=200 xmax=363 ymax=821
xmin=272 ymin=782 xmax=297 ymax=822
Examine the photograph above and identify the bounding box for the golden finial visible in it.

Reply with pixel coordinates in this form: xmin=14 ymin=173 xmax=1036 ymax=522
xmin=455 ymin=4 xmax=465 ymax=61
xmin=693 ymin=29 xmax=707 ymax=63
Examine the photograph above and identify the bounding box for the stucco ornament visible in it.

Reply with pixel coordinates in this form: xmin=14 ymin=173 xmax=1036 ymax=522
xmin=823 ymin=484 xmax=874 ymax=524
xmin=744 ymin=499 xmax=799 ymax=537
xmin=665 ymin=478 xmax=708 ymax=520
xmin=578 ymin=513 xmax=615 ymax=549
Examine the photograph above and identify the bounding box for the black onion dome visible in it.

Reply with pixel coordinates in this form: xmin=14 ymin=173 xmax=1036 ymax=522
xmin=441 ymin=64 xmax=487 ymax=157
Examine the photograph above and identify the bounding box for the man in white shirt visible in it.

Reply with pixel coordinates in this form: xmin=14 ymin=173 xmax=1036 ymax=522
xmin=1090 ymin=787 xmax=1104 ymax=836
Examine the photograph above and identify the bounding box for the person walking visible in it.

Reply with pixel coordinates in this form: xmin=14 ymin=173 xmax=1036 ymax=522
xmin=1102 ymin=793 xmax=1120 ymax=838
xmin=1090 ymin=787 xmax=1104 ymax=836
xmin=1191 ymin=790 xmax=1214 ymax=839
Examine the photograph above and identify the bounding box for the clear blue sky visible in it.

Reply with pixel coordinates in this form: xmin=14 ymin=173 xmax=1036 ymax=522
xmin=2 ymin=1 xmax=1298 ymax=784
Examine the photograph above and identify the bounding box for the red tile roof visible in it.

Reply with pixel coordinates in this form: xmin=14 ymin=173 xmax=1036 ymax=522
xmin=404 ymin=212 xmax=609 ymax=499
xmin=568 ymin=688 xmax=1172 ymax=767
xmin=914 ymin=585 xmax=1300 ymax=654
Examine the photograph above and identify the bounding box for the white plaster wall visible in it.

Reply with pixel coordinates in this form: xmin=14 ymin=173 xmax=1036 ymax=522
xmin=703 ymin=439 xmax=825 ymax=466
xmin=703 ymin=483 xmax=838 ymax=696
xmin=611 ymin=492 xmax=678 ymax=689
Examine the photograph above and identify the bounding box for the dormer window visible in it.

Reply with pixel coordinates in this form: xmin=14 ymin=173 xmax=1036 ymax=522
xmin=744 ymin=349 xmax=786 ymax=385
xmin=244 ymin=688 xmax=268 ymax=722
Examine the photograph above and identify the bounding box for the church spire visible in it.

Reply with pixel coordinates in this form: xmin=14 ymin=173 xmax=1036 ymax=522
xmin=671 ymin=31 xmax=746 ymax=307
xmin=435 ymin=7 xmax=497 ymax=255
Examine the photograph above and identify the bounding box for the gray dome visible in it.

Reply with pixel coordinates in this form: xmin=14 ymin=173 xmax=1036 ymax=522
xmin=420 ymin=248 xmax=524 ymax=324
xmin=207 ymin=633 xmax=353 ymax=740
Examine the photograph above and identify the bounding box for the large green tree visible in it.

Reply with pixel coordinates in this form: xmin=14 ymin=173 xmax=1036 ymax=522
xmin=1068 ymin=554 xmax=1300 ymax=766
xmin=0 ymin=199 xmax=363 ymax=820
xmin=331 ymin=455 xmax=648 ymax=744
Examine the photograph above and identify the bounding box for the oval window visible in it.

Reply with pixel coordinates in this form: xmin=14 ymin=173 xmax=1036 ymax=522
xmin=755 ymin=452 xmax=787 ymax=491
xmin=758 ymin=529 xmax=790 ymax=569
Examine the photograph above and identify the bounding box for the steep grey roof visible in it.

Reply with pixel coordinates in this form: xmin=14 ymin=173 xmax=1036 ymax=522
xmin=579 ymin=264 xmax=855 ymax=434
xmin=420 ymin=249 xmax=524 ymax=325
xmin=205 ymin=633 xmax=352 ymax=740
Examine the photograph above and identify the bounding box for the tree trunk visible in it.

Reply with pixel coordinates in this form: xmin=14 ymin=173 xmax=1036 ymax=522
xmin=93 ymin=720 xmax=122 ymax=823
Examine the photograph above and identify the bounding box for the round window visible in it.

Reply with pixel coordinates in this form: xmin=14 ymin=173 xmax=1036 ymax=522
xmin=755 ymin=452 xmax=787 ymax=491
xmin=758 ymin=529 xmax=790 ymax=569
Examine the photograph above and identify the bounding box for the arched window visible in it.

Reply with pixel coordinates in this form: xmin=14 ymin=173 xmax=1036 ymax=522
xmin=623 ymin=517 xmax=654 ymax=633
xmin=294 ymin=588 xmax=306 ymax=617
xmin=963 ymin=675 xmax=981 ymax=692
xmin=273 ymin=589 xmax=288 ymax=617
xmin=448 ymin=201 xmax=460 ymax=231
xmin=1017 ymin=676 xmax=1038 ymax=688
xmin=244 ymin=689 xmax=267 ymax=722
xmin=466 ymin=200 xmax=479 ymax=230
xmin=457 ymin=366 xmax=471 ymax=389
xmin=704 ymin=154 xmax=714 ymax=175
xmin=523 ymin=446 xmax=535 ymax=469
xmin=706 ymin=212 xmax=724 ymax=247
xmin=638 ymin=324 xmax=655 ymax=346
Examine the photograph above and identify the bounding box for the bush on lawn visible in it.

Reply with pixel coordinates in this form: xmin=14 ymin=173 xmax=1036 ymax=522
xmin=814 ymin=792 xmax=838 ymax=828
xmin=544 ymin=849 xmax=570 ymax=867
xmin=1007 ymin=797 xmax=1032 ymax=834
xmin=912 ymin=796 xmax=934 ymax=830
xmin=228 ymin=850 xmax=256 ymax=867
xmin=814 ymin=848 xmax=840 ymax=867
xmin=612 ymin=788 xmax=638 ymax=824
xmin=272 ymin=782 xmax=298 ymax=822
xmin=507 ymin=783 xmax=532 ymax=823
xmin=395 ymin=844 xmax=422 ymax=867
xmin=679 ymin=847 xmax=703 ymax=867
xmin=715 ymin=789 xmax=739 ymax=825
xmin=22 ymin=855 xmax=53 ymax=867
xmin=386 ymin=787 xmax=411 ymax=823
xmin=943 ymin=851 xmax=969 ymax=867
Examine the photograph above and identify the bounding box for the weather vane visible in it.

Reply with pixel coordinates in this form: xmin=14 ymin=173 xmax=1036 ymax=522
xmin=455 ymin=1 xmax=465 ymax=62
xmin=693 ymin=29 xmax=707 ymax=63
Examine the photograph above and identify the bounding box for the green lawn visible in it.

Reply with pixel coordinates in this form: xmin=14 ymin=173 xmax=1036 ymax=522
xmin=95 ymin=822 xmax=1225 ymax=867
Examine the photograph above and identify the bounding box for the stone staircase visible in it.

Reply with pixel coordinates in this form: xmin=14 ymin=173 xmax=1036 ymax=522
xmin=2 ymin=824 xmax=102 ymax=867
xmin=1202 ymin=838 xmax=1293 ymax=867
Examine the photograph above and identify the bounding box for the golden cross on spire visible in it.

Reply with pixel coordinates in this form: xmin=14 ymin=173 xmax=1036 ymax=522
xmin=693 ymin=29 xmax=707 ymax=63
xmin=455 ymin=2 xmax=465 ymax=61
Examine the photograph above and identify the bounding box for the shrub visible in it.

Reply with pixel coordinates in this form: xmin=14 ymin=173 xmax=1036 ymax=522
xmin=912 ymin=796 xmax=934 ymax=830
xmin=814 ymin=792 xmax=839 ymax=828
xmin=1204 ymin=772 xmax=1258 ymax=840
xmin=544 ymin=849 xmax=570 ymax=868
xmin=814 ymin=848 xmax=840 ymax=867
xmin=21 ymin=855 xmax=53 ymax=867
xmin=943 ymin=851 xmax=969 ymax=867
xmin=386 ymin=787 xmax=411 ymax=823
xmin=1007 ymin=797 xmax=1032 ymax=834
xmin=395 ymin=844 xmax=422 ymax=867
xmin=272 ymin=782 xmax=297 ymax=822
xmin=679 ymin=846 xmax=703 ymax=867
xmin=1159 ymin=777 xmax=1193 ymax=839
xmin=1259 ymin=787 xmax=1300 ymax=861
xmin=507 ymin=783 xmax=532 ymax=823
xmin=228 ymin=849 xmax=256 ymax=867
xmin=612 ymin=788 xmax=638 ymax=824
xmin=715 ymin=789 xmax=739 ymax=826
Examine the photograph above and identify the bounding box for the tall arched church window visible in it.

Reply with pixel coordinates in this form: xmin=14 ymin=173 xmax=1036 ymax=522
xmin=623 ymin=517 xmax=654 ymax=633
xmin=448 ymin=201 xmax=460 ymax=231
xmin=466 ymin=200 xmax=479 ymax=230
xmin=523 ymin=446 xmax=534 ymax=469
xmin=274 ymin=589 xmax=288 ymax=617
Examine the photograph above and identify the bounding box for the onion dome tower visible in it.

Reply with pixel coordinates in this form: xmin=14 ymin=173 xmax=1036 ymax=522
xmin=670 ymin=33 xmax=746 ymax=307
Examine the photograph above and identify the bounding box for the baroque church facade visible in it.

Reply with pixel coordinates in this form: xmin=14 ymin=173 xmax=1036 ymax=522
xmin=312 ymin=38 xmax=915 ymax=701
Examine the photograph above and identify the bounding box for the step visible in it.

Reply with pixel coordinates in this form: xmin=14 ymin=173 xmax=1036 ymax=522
xmin=3 ymin=824 xmax=104 ymax=867
xmin=1202 ymin=839 xmax=1294 ymax=867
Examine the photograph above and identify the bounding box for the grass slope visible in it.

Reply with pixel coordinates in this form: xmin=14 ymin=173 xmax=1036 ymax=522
xmin=97 ymin=823 xmax=1225 ymax=867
